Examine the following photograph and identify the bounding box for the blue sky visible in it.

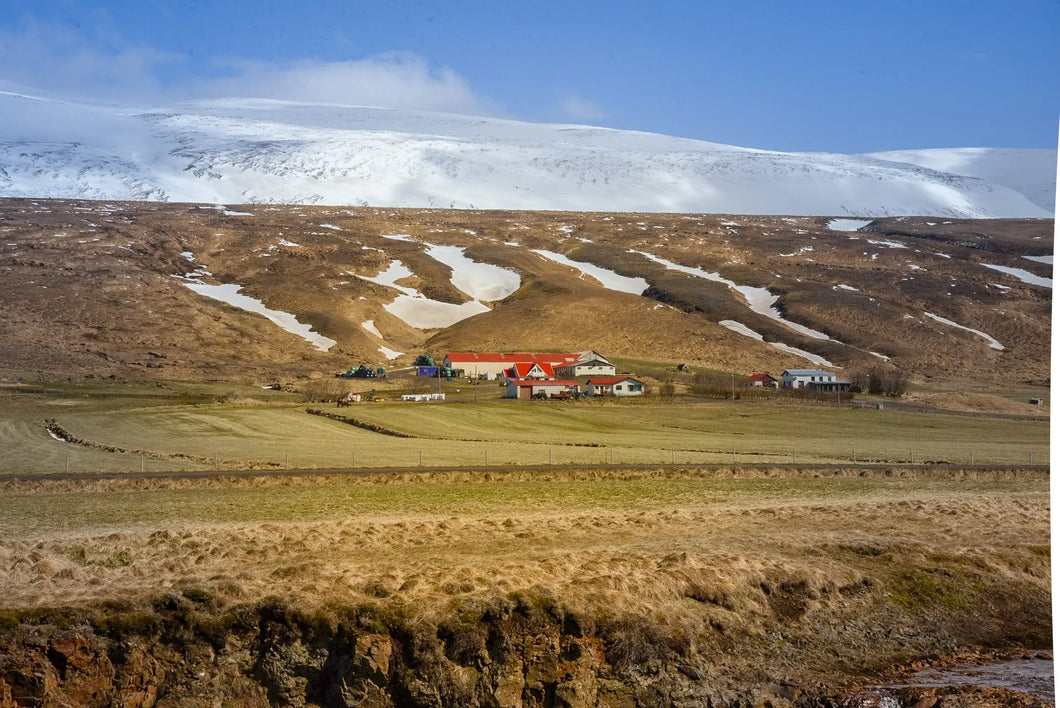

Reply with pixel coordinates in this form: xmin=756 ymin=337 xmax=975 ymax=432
xmin=2 ymin=0 xmax=1058 ymax=152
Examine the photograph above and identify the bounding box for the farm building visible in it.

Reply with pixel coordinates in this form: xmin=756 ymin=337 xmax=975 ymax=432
xmin=744 ymin=373 xmax=778 ymax=388
xmin=781 ymin=369 xmax=851 ymax=392
xmin=444 ymin=352 xmax=582 ymax=379
xmin=506 ymin=379 xmax=581 ymax=400
xmin=555 ymin=351 xmax=616 ymax=378
xmin=586 ymin=377 xmax=644 ymax=397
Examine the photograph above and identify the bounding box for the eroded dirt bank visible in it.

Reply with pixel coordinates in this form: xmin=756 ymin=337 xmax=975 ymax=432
xmin=0 ymin=588 xmax=1051 ymax=708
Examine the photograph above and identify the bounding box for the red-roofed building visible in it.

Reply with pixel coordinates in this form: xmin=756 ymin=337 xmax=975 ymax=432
xmin=586 ymin=377 xmax=644 ymax=397
xmin=444 ymin=352 xmax=581 ymax=379
xmin=506 ymin=379 xmax=581 ymax=400
xmin=743 ymin=373 xmax=778 ymax=389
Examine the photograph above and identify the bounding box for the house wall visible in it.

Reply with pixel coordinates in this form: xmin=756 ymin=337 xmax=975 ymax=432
xmin=448 ymin=360 xmax=512 ymax=378
xmin=782 ymin=373 xmax=836 ymax=389
xmin=612 ymin=381 xmax=644 ymax=396
xmin=557 ymin=362 xmax=616 ymax=377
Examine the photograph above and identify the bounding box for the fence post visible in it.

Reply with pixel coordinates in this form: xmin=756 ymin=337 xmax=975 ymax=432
xmin=419 ymin=450 xmax=423 ymax=466
xmin=792 ymin=449 xmax=796 ymax=464
xmin=140 ymin=455 xmax=144 ymax=473
xmin=352 ymin=451 xmax=355 ymax=468
xmin=65 ymin=455 xmax=69 ymax=473
xmin=285 ymin=452 xmax=289 ymax=469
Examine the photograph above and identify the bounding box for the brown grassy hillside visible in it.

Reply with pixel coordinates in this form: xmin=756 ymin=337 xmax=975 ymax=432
xmin=0 ymin=199 xmax=1050 ymax=384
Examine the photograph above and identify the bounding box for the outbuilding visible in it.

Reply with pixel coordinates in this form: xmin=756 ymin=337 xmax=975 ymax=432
xmin=586 ymin=377 xmax=644 ymax=397
xmin=744 ymin=373 xmax=778 ymax=389
xmin=506 ymin=379 xmax=581 ymax=400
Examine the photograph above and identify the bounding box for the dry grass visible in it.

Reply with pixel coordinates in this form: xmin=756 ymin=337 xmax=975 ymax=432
xmin=0 ymin=469 xmax=1048 ymax=623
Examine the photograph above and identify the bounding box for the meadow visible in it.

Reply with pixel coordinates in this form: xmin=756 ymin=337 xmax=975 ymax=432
xmin=0 ymin=380 xmax=1048 ymax=475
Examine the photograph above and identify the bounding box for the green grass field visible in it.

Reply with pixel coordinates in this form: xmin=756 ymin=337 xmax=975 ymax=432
xmin=0 ymin=380 xmax=1048 ymax=474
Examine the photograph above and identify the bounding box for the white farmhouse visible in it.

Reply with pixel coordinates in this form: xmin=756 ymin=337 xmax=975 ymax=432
xmin=781 ymin=369 xmax=851 ymax=392
xmin=555 ymin=351 xmax=616 ymax=378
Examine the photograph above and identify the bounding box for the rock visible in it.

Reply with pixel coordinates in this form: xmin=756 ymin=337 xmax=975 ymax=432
xmin=353 ymin=633 xmax=392 ymax=686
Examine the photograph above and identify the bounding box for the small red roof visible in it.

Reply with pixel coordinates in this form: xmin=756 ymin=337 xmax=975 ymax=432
xmin=508 ymin=379 xmax=580 ymax=387
xmin=587 ymin=377 xmax=639 ymax=385
xmin=746 ymin=373 xmax=776 ymax=382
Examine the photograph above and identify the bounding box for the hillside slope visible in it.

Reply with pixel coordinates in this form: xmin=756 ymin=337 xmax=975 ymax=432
xmin=0 ymin=91 xmax=1051 ymax=218
xmin=0 ymin=199 xmax=1050 ymax=385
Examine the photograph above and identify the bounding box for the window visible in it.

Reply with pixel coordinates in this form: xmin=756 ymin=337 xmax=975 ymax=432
xmin=615 ymin=385 xmax=623 ymax=391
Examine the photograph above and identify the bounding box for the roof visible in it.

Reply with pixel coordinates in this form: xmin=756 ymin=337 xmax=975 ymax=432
xmin=783 ymin=369 xmax=835 ymax=377
xmin=561 ymin=358 xmax=613 ymax=367
xmin=576 ymin=350 xmax=611 ymax=363
xmin=507 ymin=362 xmax=556 ymax=377
xmin=508 ymin=379 xmax=580 ymax=387
xmin=587 ymin=377 xmax=641 ymax=385
xmin=746 ymin=373 xmax=776 ymax=381
xmin=446 ymin=352 xmax=580 ymax=364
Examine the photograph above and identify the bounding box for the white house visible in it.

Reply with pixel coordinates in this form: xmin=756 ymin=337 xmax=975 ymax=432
xmin=781 ymin=369 xmax=851 ymax=392
xmin=555 ymin=352 xmax=616 ymax=378
xmin=586 ymin=377 xmax=644 ymax=397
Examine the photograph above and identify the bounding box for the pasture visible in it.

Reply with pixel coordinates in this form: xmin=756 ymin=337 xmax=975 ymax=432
xmin=0 ymin=380 xmax=1048 ymax=475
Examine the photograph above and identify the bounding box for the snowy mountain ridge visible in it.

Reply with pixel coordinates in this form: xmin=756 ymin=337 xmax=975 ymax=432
xmin=0 ymin=89 xmax=1053 ymax=218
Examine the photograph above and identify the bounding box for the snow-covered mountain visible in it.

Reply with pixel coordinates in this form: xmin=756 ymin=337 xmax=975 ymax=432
xmin=0 ymin=88 xmax=1053 ymax=218
xmin=865 ymin=148 xmax=1056 ymax=214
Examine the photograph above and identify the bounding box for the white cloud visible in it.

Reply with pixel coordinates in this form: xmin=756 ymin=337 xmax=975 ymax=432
xmin=0 ymin=24 xmax=499 ymax=116
xmin=195 ymin=53 xmax=497 ymax=115
xmin=558 ymin=94 xmax=605 ymax=121
xmin=0 ymin=24 xmax=175 ymax=102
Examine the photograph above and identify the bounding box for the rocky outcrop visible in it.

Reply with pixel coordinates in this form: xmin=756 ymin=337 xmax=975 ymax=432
xmin=0 ymin=594 xmax=1050 ymax=707
xmin=0 ymin=596 xmax=827 ymax=708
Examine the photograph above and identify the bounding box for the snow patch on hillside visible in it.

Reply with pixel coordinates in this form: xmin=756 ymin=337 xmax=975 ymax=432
xmin=719 ymin=320 xmax=835 ymax=367
xmin=828 ymin=219 xmax=872 ymax=232
xmin=981 ymin=263 xmax=1052 ymax=288
xmin=356 ymin=258 xmax=492 ymax=329
xmin=532 ymin=250 xmax=648 ymax=294
xmin=633 ymin=251 xmax=832 ymax=340
xmin=424 ymin=244 xmax=520 ymax=301
xmin=180 ymin=280 xmax=337 ymax=351
xmin=924 ymin=312 xmax=1004 ymax=350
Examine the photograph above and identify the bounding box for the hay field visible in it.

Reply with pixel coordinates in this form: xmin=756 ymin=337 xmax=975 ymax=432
xmin=0 ymin=382 xmax=1048 ymax=475
xmin=0 ymin=467 xmax=1049 ymax=683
